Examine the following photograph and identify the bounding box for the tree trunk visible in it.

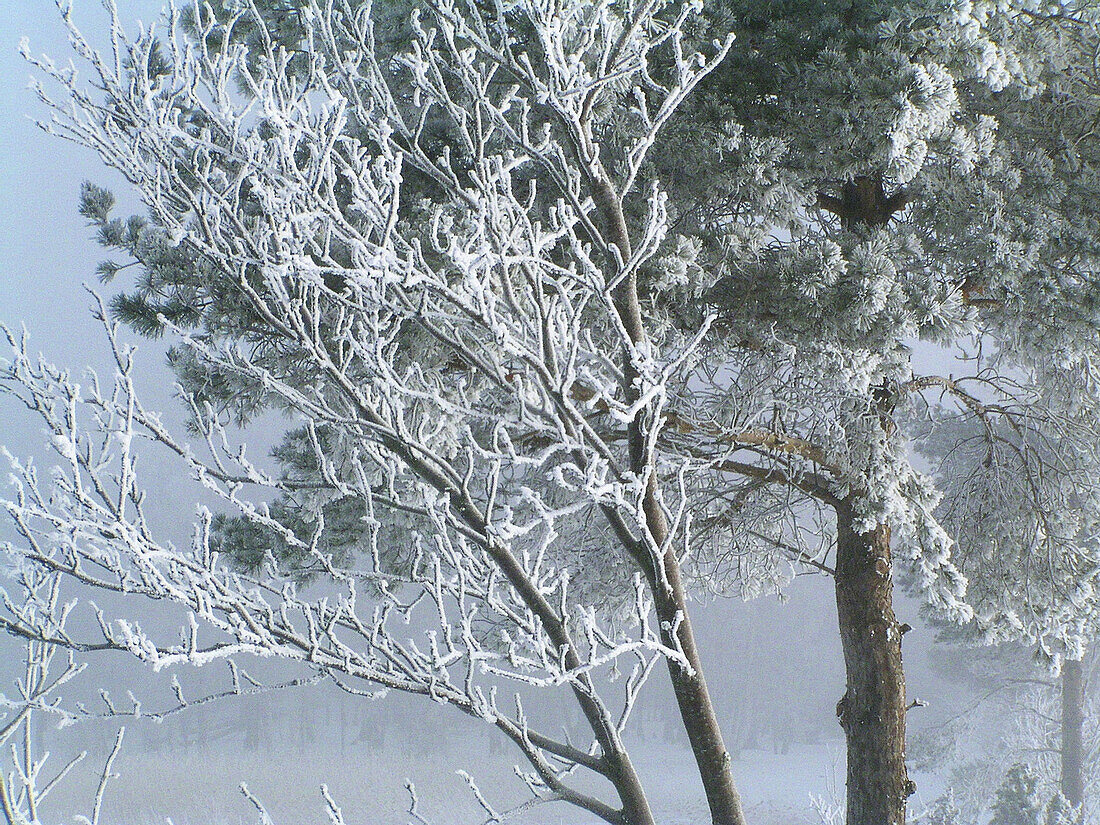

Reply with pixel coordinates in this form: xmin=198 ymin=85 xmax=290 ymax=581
xmin=591 ymin=164 xmax=747 ymax=825
xmin=653 ymin=552 xmax=748 ymax=825
xmin=833 ymin=497 xmax=912 ymax=825
xmin=1062 ymin=656 xmax=1086 ymax=810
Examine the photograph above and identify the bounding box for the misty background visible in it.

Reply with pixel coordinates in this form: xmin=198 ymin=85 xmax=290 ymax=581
xmin=0 ymin=2 xmax=1083 ymax=823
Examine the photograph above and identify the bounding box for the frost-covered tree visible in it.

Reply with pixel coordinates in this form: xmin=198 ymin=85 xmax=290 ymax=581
xmin=10 ymin=2 xmax=1100 ymax=825
xmin=646 ymin=4 xmax=1100 ymax=824
xmin=992 ymin=764 xmax=1046 ymax=825
xmin=905 ymin=0 xmax=1100 ymax=659
xmin=911 ymin=639 xmax=1100 ymax=825
xmin=1046 ymin=791 xmax=1082 ymax=825
xmin=0 ymin=567 xmax=125 ymax=825
xmin=906 ymin=6 xmax=1100 ymax=816
xmin=3 ymin=1 xmax=749 ymax=823
xmin=63 ymin=1 xmax=970 ymax=820
xmin=916 ymin=790 xmax=963 ymax=825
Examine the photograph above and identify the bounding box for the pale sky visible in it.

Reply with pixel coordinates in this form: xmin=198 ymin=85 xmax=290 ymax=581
xmin=1 ymin=1 xmax=210 ymax=537
xmin=1 ymin=1 xmax=164 ymax=360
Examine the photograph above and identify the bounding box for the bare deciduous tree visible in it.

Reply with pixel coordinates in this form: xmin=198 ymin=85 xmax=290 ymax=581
xmin=3 ymin=1 xmax=749 ymax=822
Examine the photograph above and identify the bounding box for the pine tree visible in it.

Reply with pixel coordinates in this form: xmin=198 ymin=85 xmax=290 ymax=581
xmin=925 ymin=790 xmax=963 ymax=825
xmin=991 ymin=764 xmax=1045 ymax=825
xmin=1045 ymin=791 xmax=1080 ymax=825
xmin=663 ymin=6 xmax=1100 ymax=822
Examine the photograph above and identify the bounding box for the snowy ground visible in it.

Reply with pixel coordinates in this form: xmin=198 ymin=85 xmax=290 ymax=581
xmin=42 ymin=737 xmax=945 ymax=825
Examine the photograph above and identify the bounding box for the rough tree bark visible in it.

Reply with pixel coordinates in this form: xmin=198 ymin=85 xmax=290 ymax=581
xmin=1062 ymin=657 xmax=1086 ymax=810
xmin=820 ymin=181 xmax=914 ymax=825
xmin=833 ymin=498 xmax=912 ymax=825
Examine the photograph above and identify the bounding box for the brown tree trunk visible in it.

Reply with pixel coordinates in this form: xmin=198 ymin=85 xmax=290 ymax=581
xmin=1062 ymin=657 xmax=1086 ymax=810
xmin=652 ymin=550 xmax=748 ymax=825
xmin=833 ymin=497 xmax=912 ymax=825
xmin=601 ymin=752 xmax=656 ymax=825
xmin=592 ymin=165 xmax=748 ymax=825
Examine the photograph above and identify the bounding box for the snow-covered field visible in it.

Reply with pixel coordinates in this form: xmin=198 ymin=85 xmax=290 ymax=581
xmin=42 ymin=737 xmax=944 ymax=825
